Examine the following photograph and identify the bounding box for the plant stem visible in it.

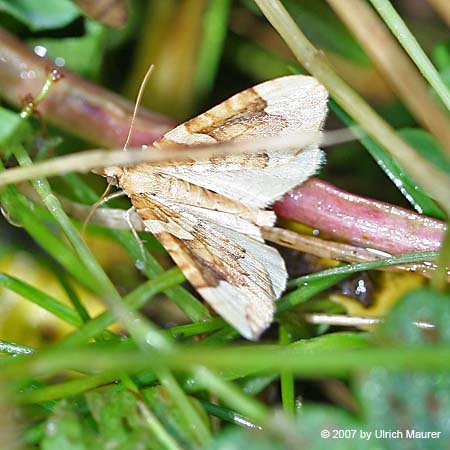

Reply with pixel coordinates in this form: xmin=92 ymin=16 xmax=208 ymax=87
xmin=431 ymin=226 xmax=450 ymax=292
xmin=157 ymin=368 xmax=211 ymax=445
xmin=274 ymin=179 xmax=446 ymax=255
xmin=193 ymin=366 xmax=269 ymax=424
xmin=136 ymin=398 xmax=183 ymax=450
xmin=254 ymin=0 xmax=450 ymax=215
xmin=287 ymin=250 xmax=439 ymax=288
xmin=10 ymin=340 xmax=450 ymax=380
xmin=279 ymin=326 xmax=295 ymax=415
xmin=368 ymin=0 xmax=450 ymax=112
xmin=0 ymin=27 xmax=175 ymax=147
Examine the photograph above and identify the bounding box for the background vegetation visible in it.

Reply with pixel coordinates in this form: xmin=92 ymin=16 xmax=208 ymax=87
xmin=0 ymin=0 xmax=449 ymax=449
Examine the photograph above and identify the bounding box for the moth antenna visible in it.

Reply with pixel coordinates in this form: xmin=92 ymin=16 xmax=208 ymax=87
xmin=82 ymin=64 xmax=155 ymax=235
xmin=123 ymin=64 xmax=155 ymax=151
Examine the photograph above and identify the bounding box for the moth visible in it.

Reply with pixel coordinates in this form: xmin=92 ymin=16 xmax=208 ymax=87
xmin=102 ymin=75 xmax=328 ymax=340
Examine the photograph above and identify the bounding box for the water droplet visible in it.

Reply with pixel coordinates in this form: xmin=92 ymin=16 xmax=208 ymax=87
xmin=355 ymin=279 xmax=367 ymax=296
xmin=46 ymin=421 xmax=57 ymax=435
xmin=135 ymin=259 xmax=145 ymax=271
xmin=34 ymin=45 xmax=47 ymax=57
xmin=54 ymin=56 xmax=65 ymax=67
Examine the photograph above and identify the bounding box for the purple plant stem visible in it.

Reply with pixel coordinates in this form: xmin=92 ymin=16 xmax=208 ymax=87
xmin=274 ymin=179 xmax=446 ymax=254
xmin=0 ymin=27 xmax=176 ymax=147
xmin=0 ymin=27 xmax=445 ymax=255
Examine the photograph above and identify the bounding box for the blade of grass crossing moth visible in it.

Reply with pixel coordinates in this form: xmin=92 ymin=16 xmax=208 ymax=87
xmin=12 ymin=145 xmax=149 ymax=341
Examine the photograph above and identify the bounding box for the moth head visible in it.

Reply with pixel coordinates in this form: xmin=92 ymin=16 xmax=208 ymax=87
xmin=93 ymin=166 xmax=123 ymax=186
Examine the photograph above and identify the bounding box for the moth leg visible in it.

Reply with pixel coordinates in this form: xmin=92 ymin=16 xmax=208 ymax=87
xmin=82 ymin=190 xmax=127 ymax=234
xmin=125 ymin=206 xmax=147 ymax=263
xmin=98 ymin=190 xmax=127 ymax=205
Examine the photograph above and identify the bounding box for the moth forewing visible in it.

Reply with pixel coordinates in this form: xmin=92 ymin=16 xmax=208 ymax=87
xmin=105 ymin=74 xmax=328 ymax=339
xmin=154 ymin=75 xmax=327 ymax=208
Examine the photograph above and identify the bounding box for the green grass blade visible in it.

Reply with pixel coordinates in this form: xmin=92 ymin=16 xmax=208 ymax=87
xmin=194 ymin=0 xmax=231 ymax=102
xmin=369 ymin=0 xmax=450 ymax=111
xmin=0 ymin=273 xmax=82 ymax=327
xmin=279 ymin=325 xmax=295 ymax=415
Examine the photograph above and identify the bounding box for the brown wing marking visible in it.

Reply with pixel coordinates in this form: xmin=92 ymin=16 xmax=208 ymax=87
xmin=131 ymin=194 xmax=256 ymax=290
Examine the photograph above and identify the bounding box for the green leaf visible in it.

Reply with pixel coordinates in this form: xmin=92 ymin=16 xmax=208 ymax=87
xmin=194 ymin=0 xmax=231 ymax=103
xmin=433 ymin=42 xmax=450 ymax=91
xmin=86 ymin=390 xmax=154 ymax=450
xmin=433 ymin=41 xmax=450 ymax=74
xmin=41 ymin=400 xmax=95 ymax=450
xmin=0 ymin=0 xmax=80 ymax=31
xmin=0 ymin=272 xmax=83 ymax=327
xmin=357 ymin=289 xmax=450 ymax=450
xmin=376 ymin=288 xmax=450 ymax=345
xmin=28 ymin=20 xmax=106 ymax=79
xmin=399 ymin=128 xmax=450 ymax=174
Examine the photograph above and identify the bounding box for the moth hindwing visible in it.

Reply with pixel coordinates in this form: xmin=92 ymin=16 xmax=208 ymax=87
xmin=103 ymin=74 xmax=328 ymax=340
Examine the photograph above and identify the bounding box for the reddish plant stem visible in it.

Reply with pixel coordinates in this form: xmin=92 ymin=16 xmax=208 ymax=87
xmin=0 ymin=27 xmax=176 ymax=147
xmin=274 ymin=179 xmax=445 ymax=254
xmin=0 ymin=26 xmax=445 ymax=256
